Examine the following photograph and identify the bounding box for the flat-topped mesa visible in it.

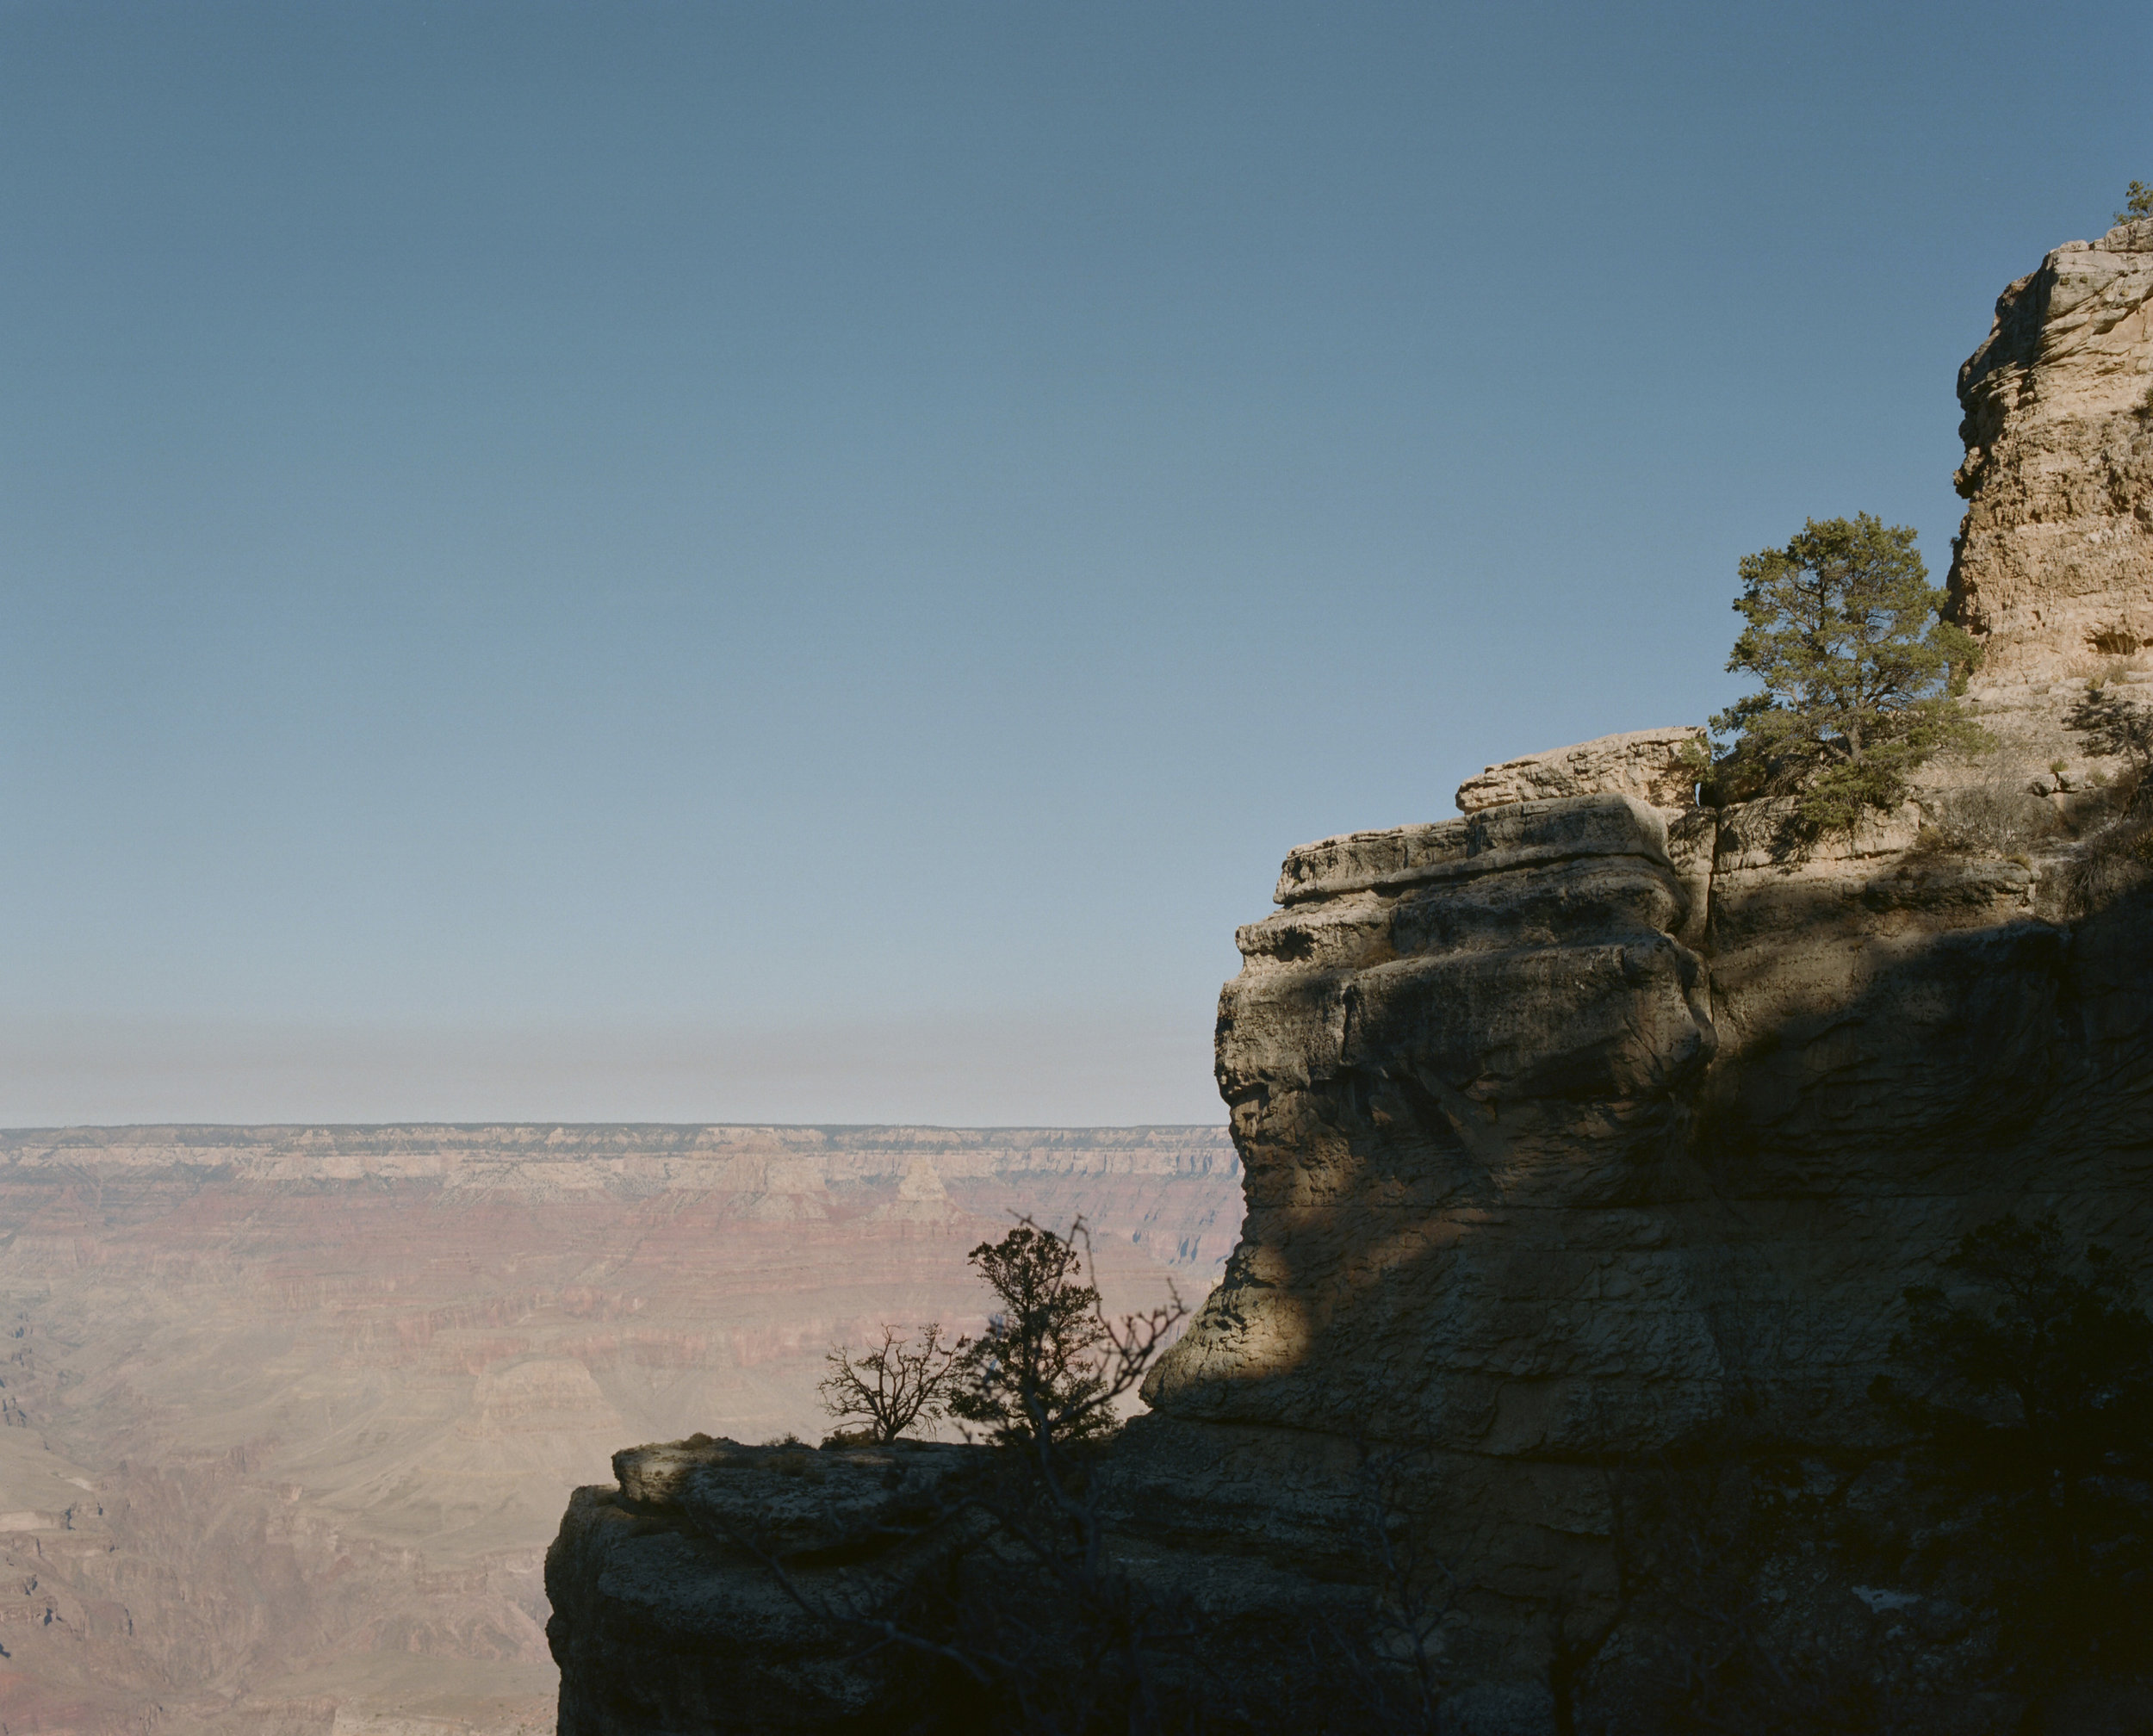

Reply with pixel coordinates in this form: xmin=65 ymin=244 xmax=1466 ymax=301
xmin=1950 ymin=217 xmax=2153 ymax=679
xmin=1454 ymin=725 xmax=1707 ymax=815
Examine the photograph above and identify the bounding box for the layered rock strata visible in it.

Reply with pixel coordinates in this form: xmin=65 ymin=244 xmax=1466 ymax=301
xmin=548 ymin=773 xmax=2149 ymax=1730
xmin=1454 ymin=726 xmax=1706 ymax=814
xmin=546 ymin=225 xmax=2153 ymax=1732
xmin=548 ymin=1437 xmax=985 ymax=1733
xmin=1950 ymin=217 xmax=2153 ymax=676
xmin=1111 ymin=758 xmax=2146 ymax=1696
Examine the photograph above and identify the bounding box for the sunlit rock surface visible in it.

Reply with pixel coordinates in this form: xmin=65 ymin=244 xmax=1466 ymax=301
xmin=0 ymin=1123 xmax=1237 ymax=1734
xmin=1949 ymin=217 xmax=2153 ymax=679
xmin=1453 ymin=726 xmax=1706 ymax=815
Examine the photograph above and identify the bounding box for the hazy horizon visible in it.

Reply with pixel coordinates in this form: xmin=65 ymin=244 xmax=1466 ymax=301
xmin=0 ymin=1011 xmax=1224 ymax=1128
xmin=6 ymin=2 xmax=2148 ymax=1125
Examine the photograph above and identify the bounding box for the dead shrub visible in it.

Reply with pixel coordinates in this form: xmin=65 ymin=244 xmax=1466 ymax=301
xmin=1922 ymin=780 xmax=2063 ymax=859
xmin=2050 ymin=810 xmax=2153 ymax=915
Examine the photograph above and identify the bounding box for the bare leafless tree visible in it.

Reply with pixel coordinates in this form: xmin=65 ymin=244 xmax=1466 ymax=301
xmin=819 ymin=1322 xmax=961 ymax=1443
xmin=1338 ymin=1444 xmax=1457 ymax=1733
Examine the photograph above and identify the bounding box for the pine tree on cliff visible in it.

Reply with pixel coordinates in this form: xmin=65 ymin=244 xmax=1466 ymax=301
xmin=2118 ymin=179 xmax=2152 ymax=225
xmin=1709 ymin=513 xmax=1988 ymax=832
xmin=949 ymin=1221 xmax=1118 ymax=1447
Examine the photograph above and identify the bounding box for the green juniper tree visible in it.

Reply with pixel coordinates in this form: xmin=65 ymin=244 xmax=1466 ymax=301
xmin=950 ymin=1220 xmax=1118 ymax=1447
xmin=2117 ymin=179 xmax=2152 ymax=225
xmin=1709 ymin=514 xmax=1987 ymax=832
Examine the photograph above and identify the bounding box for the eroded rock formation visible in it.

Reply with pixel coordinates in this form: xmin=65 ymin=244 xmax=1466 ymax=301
xmin=1454 ymin=726 xmax=1705 ymax=814
xmin=1950 ymin=216 xmax=2153 ymax=675
xmin=1124 ymin=750 xmax=2145 ymax=1550
xmin=545 ymin=222 xmax=2153 ymax=1733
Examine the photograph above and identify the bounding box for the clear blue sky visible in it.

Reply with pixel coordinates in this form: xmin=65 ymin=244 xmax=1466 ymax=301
xmin=3 ymin=2 xmax=2146 ymax=1125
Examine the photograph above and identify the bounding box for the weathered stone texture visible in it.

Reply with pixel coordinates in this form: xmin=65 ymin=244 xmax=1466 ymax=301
xmin=1109 ymin=766 xmax=2153 ymax=1722
xmin=548 ymin=1438 xmax=987 ymax=1735
xmin=1146 ymin=794 xmax=1722 ymax=1458
xmin=545 ymin=222 xmax=2153 ymax=1733
xmin=1455 ymin=726 xmax=1707 ymax=815
xmin=1949 ymin=218 xmax=2153 ymax=676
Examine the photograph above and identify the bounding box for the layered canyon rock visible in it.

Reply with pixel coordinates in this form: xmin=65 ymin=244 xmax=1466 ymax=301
xmin=544 ymin=220 xmax=2153 ymax=1732
xmin=1103 ymin=220 xmax=2153 ymax=1725
xmin=1453 ymin=726 xmax=1706 ymax=815
xmin=0 ymin=1124 xmax=1237 ymax=1735
xmin=1950 ymin=216 xmax=2153 ymax=677
xmin=552 ymin=760 xmax=2148 ymax=1732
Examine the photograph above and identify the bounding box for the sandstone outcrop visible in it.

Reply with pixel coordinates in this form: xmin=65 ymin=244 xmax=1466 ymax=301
xmin=548 ymin=1437 xmax=986 ymax=1733
xmin=1108 ymin=760 xmax=2142 ymax=1705
xmin=1454 ymin=726 xmax=1706 ymax=815
xmin=549 ymin=764 xmax=2150 ymax=1729
xmin=1949 ymin=217 xmax=2153 ymax=677
xmin=545 ymin=225 xmax=2153 ymax=1733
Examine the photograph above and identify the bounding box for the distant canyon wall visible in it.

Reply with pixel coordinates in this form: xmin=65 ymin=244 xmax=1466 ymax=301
xmin=0 ymin=1124 xmax=1238 ymax=1736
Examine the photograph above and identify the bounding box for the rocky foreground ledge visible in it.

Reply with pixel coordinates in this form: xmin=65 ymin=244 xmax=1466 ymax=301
xmin=547 ymin=1434 xmax=1356 ymax=1734
xmin=547 ymin=1437 xmax=983 ymax=1733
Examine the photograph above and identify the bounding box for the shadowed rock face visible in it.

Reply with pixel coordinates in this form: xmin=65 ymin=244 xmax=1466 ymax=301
xmin=548 ymin=1437 xmax=993 ymax=1735
xmin=1089 ymin=228 xmax=2153 ymax=1703
xmin=1094 ymin=765 xmax=2153 ymax=1723
xmin=1145 ymin=795 xmax=1722 ymax=1455
xmin=1145 ymin=784 xmax=2151 ymax=1458
xmin=540 ymin=783 xmax=2152 ymax=1733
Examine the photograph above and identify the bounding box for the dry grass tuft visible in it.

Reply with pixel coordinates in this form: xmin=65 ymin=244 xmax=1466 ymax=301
xmin=1920 ymin=778 xmax=2066 ymax=859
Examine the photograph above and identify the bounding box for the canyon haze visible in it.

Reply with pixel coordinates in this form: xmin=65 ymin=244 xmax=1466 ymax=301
xmin=0 ymin=1123 xmax=1238 ymax=1735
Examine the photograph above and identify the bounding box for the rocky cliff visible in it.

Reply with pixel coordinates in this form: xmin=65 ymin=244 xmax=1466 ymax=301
xmin=1949 ymin=216 xmax=2153 ymax=675
xmin=545 ymin=222 xmax=2153 ymax=1733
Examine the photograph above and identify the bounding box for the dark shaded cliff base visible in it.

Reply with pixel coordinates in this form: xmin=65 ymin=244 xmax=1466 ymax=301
xmin=549 ymin=1433 xmax=2153 ymax=1735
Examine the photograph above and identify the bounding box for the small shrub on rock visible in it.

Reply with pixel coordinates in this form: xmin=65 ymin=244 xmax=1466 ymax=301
xmin=950 ymin=1221 xmax=1124 ymax=1448
xmin=1925 ymin=778 xmax=2063 ymax=859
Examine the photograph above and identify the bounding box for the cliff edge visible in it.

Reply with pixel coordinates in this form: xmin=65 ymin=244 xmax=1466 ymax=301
xmin=546 ymin=223 xmax=2153 ymax=1733
xmin=1950 ymin=217 xmax=2153 ymax=676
